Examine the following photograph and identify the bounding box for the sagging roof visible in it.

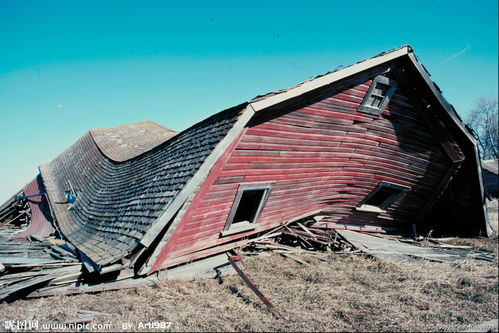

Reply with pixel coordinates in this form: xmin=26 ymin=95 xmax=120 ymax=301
xmin=90 ymin=121 xmax=178 ymax=162
xmin=40 ymin=109 xmax=243 ymax=266
xmin=35 ymin=44 xmax=491 ymax=268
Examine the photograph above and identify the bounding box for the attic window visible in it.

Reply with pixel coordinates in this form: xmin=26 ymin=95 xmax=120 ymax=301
xmin=221 ymin=183 xmax=273 ymax=236
xmin=358 ymin=76 xmax=397 ymax=115
xmin=356 ymin=181 xmax=409 ymax=213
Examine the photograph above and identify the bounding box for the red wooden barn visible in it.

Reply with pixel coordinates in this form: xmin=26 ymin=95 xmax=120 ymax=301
xmin=0 ymin=45 xmax=493 ymax=278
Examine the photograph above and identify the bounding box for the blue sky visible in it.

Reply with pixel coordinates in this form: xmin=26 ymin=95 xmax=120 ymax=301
xmin=0 ymin=0 xmax=497 ymax=202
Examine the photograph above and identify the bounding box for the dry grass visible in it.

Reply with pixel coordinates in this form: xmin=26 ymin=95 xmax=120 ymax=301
xmin=445 ymin=235 xmax=498 ymax=255
xmin=0 ymin=240 xmax=497 ymax=332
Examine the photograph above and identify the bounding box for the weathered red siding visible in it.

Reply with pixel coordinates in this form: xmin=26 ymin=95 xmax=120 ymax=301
xmin=151 ymin=75 xmax=452 ymax=271
xmin=14 ymin=176 xmax=54 ymax=239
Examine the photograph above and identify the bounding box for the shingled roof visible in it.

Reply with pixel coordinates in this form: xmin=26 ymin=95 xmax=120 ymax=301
xmin=34 ymin=45 xmax=493 ymax=268
xmin=90 ymin=120 xmax=178 ymax=162
xmin=39 ymin=109 xmax=243 ymax=266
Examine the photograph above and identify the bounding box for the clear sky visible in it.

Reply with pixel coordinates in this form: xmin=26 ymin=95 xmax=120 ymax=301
xmin=0 ymin=0 xmax=498 ymax=203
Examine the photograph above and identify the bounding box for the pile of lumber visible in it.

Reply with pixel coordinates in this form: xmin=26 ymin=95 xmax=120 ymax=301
xmin=243 ymin=220 xmax=496 ymax=265
xmin=0 ymin=220 xmax=163 ymax=302
xmin=0 ymin=231 xmax=148 ymax=301
xmin=243 ymin=219 xmax=357 ymax=263
xmin=0 ymin=233 xmax=83 ymax=302
xmin=0 ymin=192 xmax=30 ymax=229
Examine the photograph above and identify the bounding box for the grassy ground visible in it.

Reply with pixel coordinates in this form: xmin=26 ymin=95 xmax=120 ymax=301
xmin=446 ymin=235 xmax=498 ymax=255
xmin=0 ymin=238 xmax=497 ymax=332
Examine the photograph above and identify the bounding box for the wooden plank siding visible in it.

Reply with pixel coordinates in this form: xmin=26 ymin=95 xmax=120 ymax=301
xmin=151 ymin=75 xmax=452 ymax=271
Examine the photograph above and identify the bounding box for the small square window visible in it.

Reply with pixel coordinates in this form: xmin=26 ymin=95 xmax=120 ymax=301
xmin=356 ymin=181 xmax=409 ymax=213
xmin=221 ymin=183 xmax=273 ymax=236
xmin=358 ymin=76 xmax=397 ymax=115
xmin=232 ymin=189 xmax=267 ymax=224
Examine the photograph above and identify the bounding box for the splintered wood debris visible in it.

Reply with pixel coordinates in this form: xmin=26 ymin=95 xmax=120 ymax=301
xmin=0 ymin=231 xmax=82 ymax=302
xmin=240 ymin=219 xmax=359 ymax=264
xmin=0 ymin=212 xmax=495 ymax=302
xmin=334 ymin=229 xmax=496 ymax=263
xmin=0 ymin=228 xmax=160 ymax=301
xmin=239 ymin=218 xmax=496 ymax=265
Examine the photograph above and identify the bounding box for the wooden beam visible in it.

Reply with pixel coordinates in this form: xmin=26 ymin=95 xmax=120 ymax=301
xmin=227 ymin=254 xmax=286 ymax=321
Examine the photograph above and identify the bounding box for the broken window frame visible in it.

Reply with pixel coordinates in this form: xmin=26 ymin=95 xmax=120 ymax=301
xmin=356 ymin=181 xmax=410 ymax=213
xmin=358 ymin=75 xmax=398 ymax=115
xmin=221 ymin=182 xmax=274 ymax=236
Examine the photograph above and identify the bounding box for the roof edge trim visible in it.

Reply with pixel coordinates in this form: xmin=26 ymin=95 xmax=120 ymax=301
xmin=405 ymin=52 xmax=477 ymax=144
xmin=139 ymin=103 xmax=255 ymax=247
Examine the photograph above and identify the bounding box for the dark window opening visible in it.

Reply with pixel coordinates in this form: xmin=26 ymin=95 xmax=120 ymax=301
xmin=358 ymin=76 xmax=397 ymax=115
xmin=232 ymin=189 xmax=266 ymax=224
xmin=365 ymin=186 xmax=402 ymax=207
xmin=357 ymin=181 xmax=409 ymax=212
xmin=222 ymin=182 xmax=274 ymax=236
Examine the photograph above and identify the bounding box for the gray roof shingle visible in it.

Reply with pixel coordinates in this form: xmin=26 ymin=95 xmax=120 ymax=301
xmin=90 ymin=120 xmax=178 ymax=162
xmin=40 ymin=107 xmax=243 ymax=266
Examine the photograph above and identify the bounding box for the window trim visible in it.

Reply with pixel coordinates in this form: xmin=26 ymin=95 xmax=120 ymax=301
xmin=358 ymin=75 xmax=398 ymax=115
xmin=221 ymin=182 xmax=274 ymax=236
xmin=356 ymin=181 xmax=410 ymax=213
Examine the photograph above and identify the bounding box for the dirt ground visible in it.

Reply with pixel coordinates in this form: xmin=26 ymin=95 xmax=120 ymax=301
xmin=0 ymin=237 xmax=497 ymax=332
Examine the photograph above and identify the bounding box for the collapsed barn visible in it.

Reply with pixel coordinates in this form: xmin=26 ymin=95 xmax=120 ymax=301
xmin=0 ymin=45 xmax=495 ymax=300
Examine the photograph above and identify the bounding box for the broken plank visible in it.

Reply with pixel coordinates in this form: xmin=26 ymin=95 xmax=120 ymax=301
xmin=308 ymin=254 xmax=330 ymax=262
xmin=0 ymin=276 xmax=32 ymax=288
xmin=279 ymin=252 xmax=310 ymax=265
xmin=282 ymin=224 xmax=313 ymax=248
xmin=281 ymin=230 xmax=331 ymax=245
xmin=99 ymin=263 xmax=123 ymax=275
xmin=0 ymin=265 xmax=80 ymax=281
xmin=0 ymin=257 xmax=61 ymax=265
xmin=250 ymin=232 xmax=283 ymax=243
xmin=27 ymin=276 xmax=159 ymax=298
xmin=227 ymin=254 xmax=286 ymax=321
xmin=49 ymin=269 xmax=84 ymax=286
xmin=254 ymin=242 xmax=318 ymax=254
xmin=296 ymin=222 xmax=317 ymax=238
xmin=3 ymin=261 xmax=78 ymax=269
xmin=0 ymin=274 xmax=59 ymax=301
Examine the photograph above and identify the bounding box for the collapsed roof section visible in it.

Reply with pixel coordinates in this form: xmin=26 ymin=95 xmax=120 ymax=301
xmin=5 ymin=44 xmax=491 ymax=272
xmin=39 ymin=109 xmax=243 ymax=266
